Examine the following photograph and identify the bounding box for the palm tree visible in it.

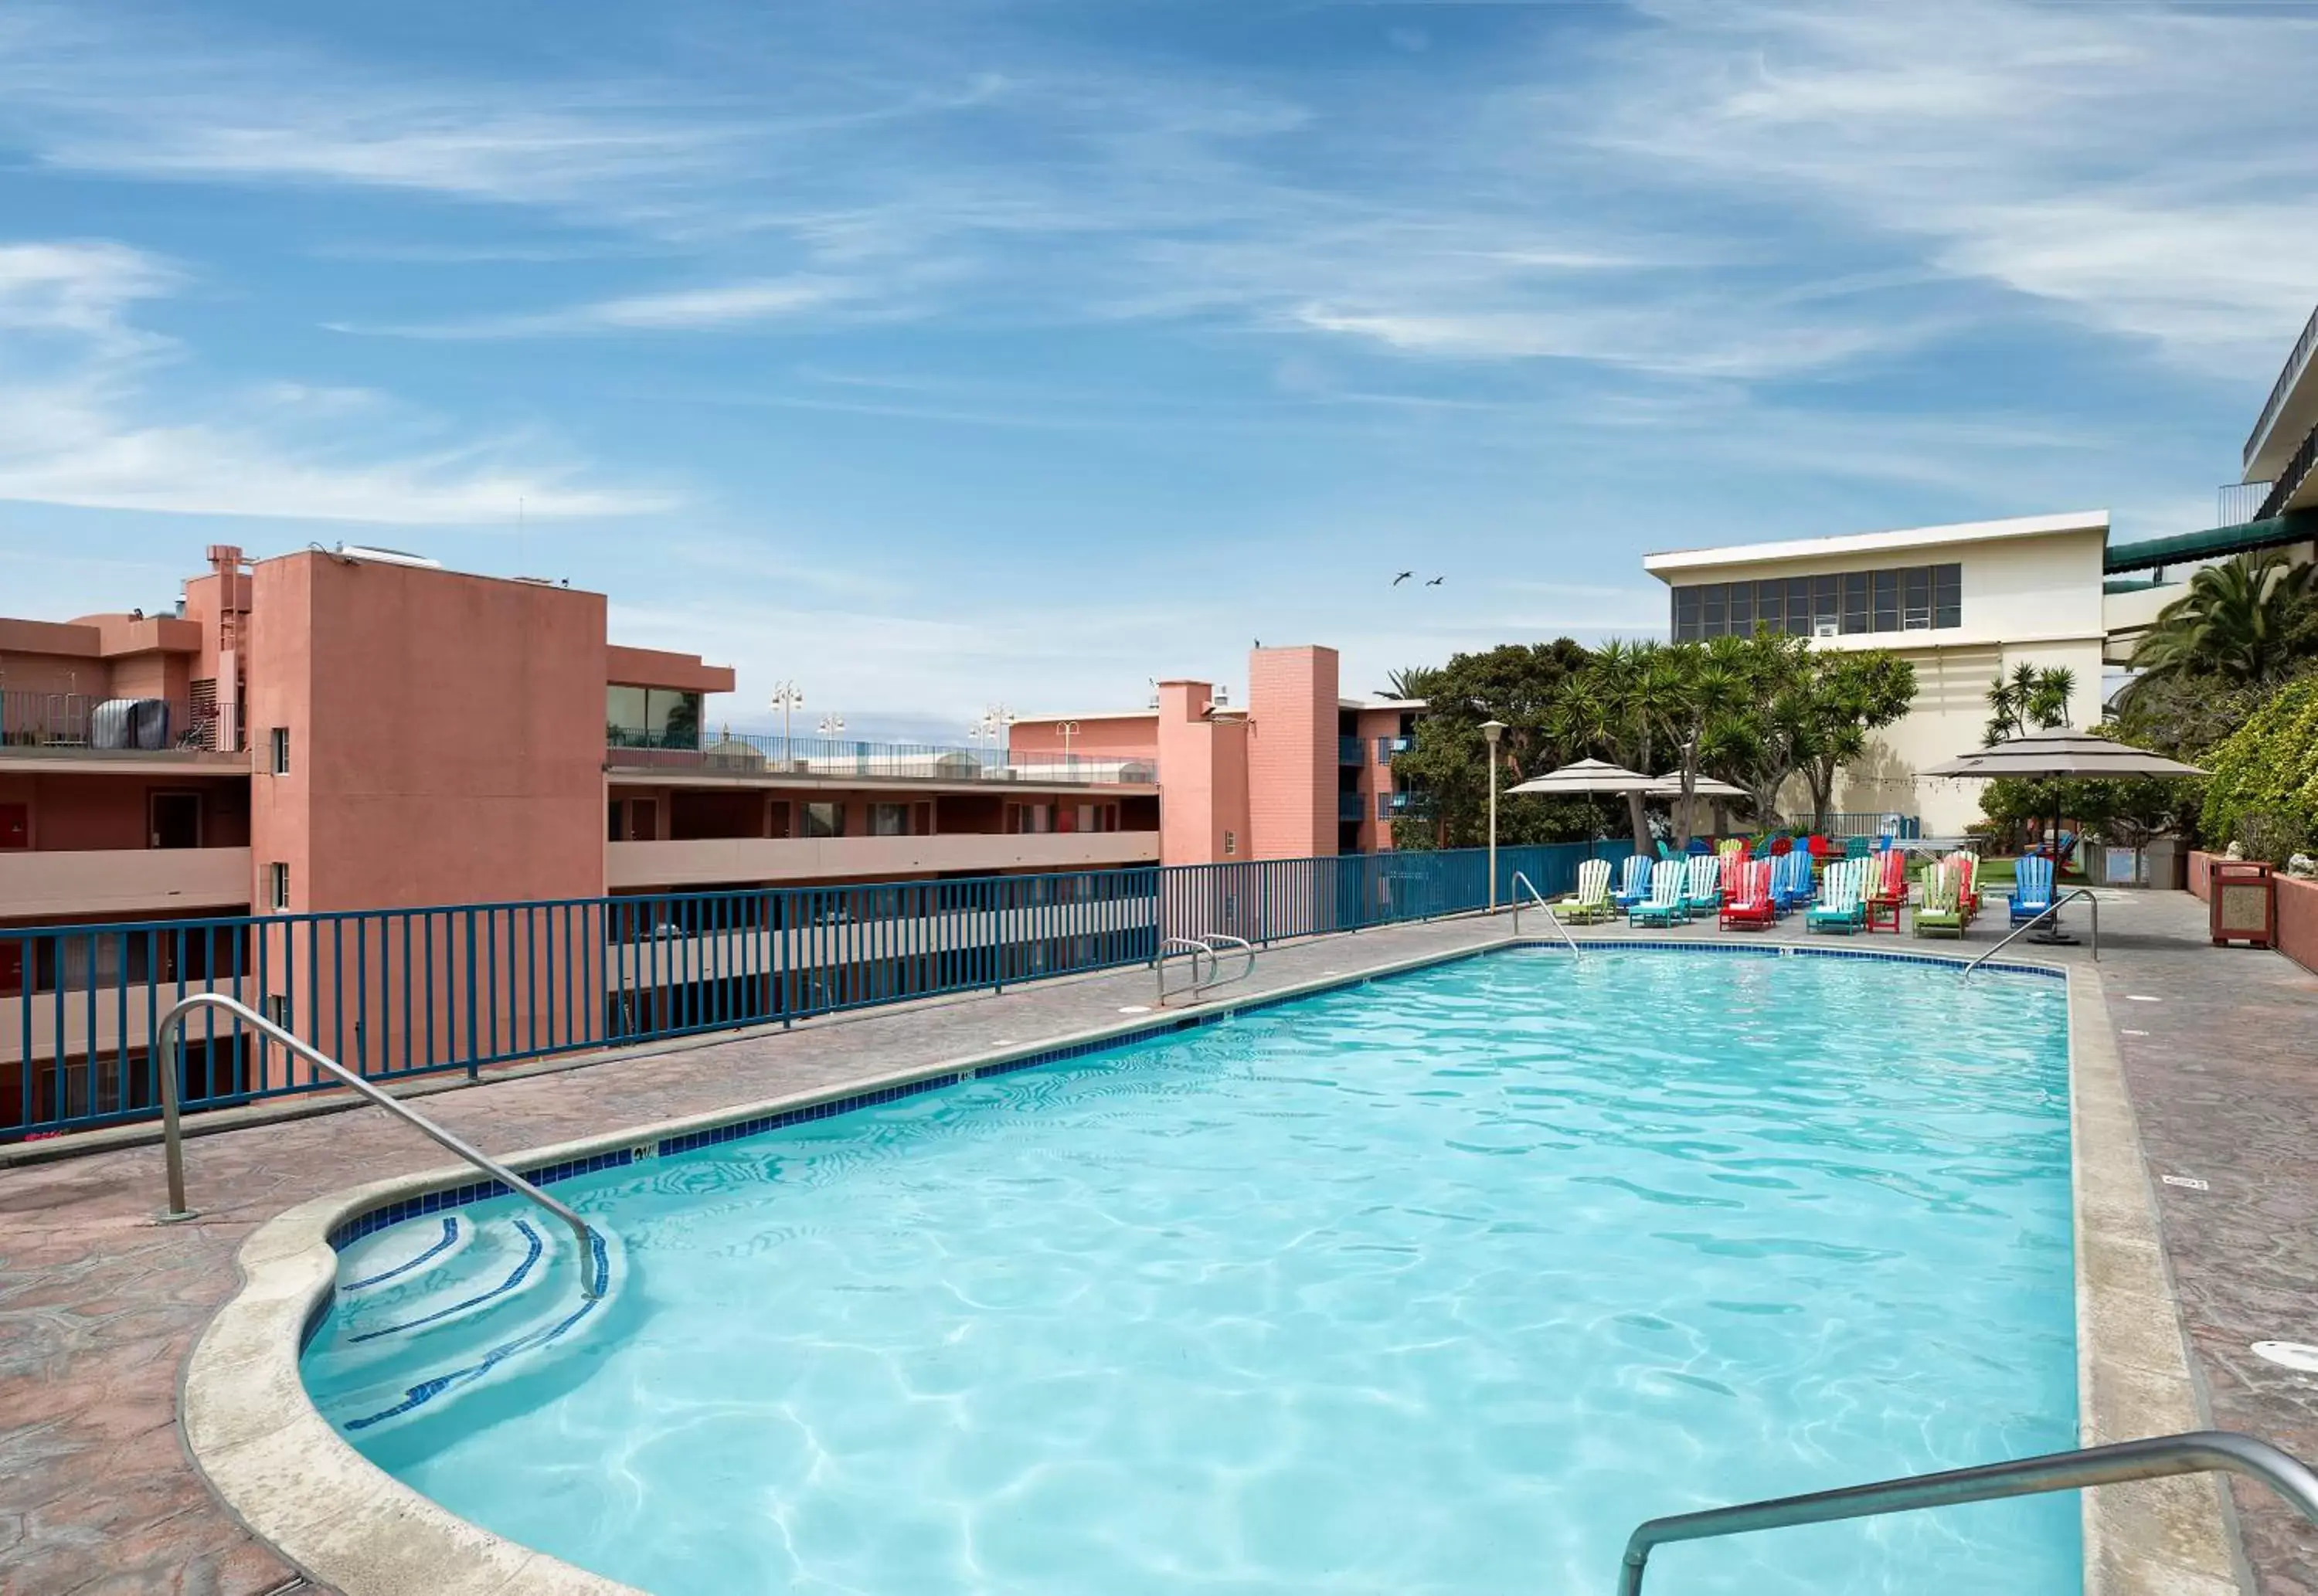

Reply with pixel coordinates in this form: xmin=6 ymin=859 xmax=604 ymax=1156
xmin=1382 ymin=665 xmax=1444 ymax=700
xmin=2129 ymin=553 xmax=2316 ymax=688
xmin=1553 ymin=640 xmax=1689 ymax=853
xmin=1983 ymin=662 xmax=2075 ymax=745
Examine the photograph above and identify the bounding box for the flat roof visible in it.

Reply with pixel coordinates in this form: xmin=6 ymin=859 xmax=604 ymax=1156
xmin=1014 ymin=708 xmax=1161 ymax=723
xmin=1643 ymin=509 xmax=2110 ymax=578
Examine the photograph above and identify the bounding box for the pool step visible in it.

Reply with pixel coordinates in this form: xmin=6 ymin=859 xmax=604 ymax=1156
xmin=308 ymin=1211 xmax=619 ymax=1437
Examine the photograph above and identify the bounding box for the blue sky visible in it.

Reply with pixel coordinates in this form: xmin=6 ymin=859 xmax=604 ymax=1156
xmin=3 ymin=1 xmax=2316 ymax=739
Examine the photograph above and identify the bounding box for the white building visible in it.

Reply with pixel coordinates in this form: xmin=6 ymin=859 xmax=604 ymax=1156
xmin=1643 ymin=510 xmax=2109 ymax=836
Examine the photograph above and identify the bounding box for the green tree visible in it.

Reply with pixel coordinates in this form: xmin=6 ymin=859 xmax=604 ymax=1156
xmin=2198 ymin=676 xmax=2318 ymax=858
xmin=1381 ymin=665 xmax=1443 ymax=699
xmin=1983 ymin=663 xmax=2075 ymax=745
xmin=1791 ymin=650 xmax=1917 ymax=832
xmin=2129 ymin=554 xmax=2317 ymax=688
xmin=1551 ymin=640 xmax=1693 ymax=853
xmin=1387 ymin=640 xmax=1597 ymax=849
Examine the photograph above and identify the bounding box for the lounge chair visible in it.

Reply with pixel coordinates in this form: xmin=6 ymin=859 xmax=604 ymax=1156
xmin=1629 ymin=859 xmax=1691 ymax=928
xmin=1913 ymin=861 xmax=1964 ymax=938
xmin=1611 ymin=854 xmax=1652 ymax=912
xmin=1863 ymin=848 xmax=1909 ymax=934
xmin=1806 ymin=858 xmax=1866 ymax=935
xmin=2009 ymin=854 xmax=2058 ymax=930
xmin=1681 ymin=851 xmax=1722 ymax=914
xmin=1772 ymin=848 xmax=1815 ymax=914
xmin=1720 ymin=859 xmax=1776 ymax=931
xmin=1553 ymin=858 xmax=1616 ymax=925
xmin=1944 ymin=851 xmax=1980 ymax=924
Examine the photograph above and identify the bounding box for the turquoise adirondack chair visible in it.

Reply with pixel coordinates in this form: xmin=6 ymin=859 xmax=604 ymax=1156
xmin=1806 ymin=858 xmax=1867 ymax=935
xmin=1681 ymin=851 xmax=1722 ymax=914
xmin=1628 ymin=859 xmax=1691 ymax=928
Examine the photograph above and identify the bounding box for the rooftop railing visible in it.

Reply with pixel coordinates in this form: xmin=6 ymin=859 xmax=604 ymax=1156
xmin=606 ymin=730 xmax=1156 ymax=787
xmin=1 ymin=691 xmax=212 ymax=754
xmin=2245 ymin=301 xmax=2318 ymax=474
xmin=2218 ymin=479 xmax=2276 ymax=527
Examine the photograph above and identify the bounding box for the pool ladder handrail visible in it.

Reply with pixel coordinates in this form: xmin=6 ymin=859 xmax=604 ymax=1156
xmin=1155 ymin=932 xmax=1256 ymax=1005
xmin=1508 ymin=871 xmax=1579 ymax=956
xmin=1961 ymin=886 xmax=2099 ymax=976
xmin=153 ymin=992 xmax=603 ymax=1298
xmin=1616 ymin=1428 xmax=2318 ymax=1594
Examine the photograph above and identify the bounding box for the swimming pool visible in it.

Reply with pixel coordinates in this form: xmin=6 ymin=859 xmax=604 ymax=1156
xmin=302 ymin=946 xmax=2078 ymax=1594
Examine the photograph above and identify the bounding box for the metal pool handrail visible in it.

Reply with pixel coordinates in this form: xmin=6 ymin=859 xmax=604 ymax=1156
xmin=1201 ymin=932 xmax=1257 ymax=993
xmin=1616 ymin=1429 xmax=2318 ymax=1594
xmin=1509 ymin=871 xmax=1579 ymax=956
xmin=1155 ymin=937 xmax=1215 ymax=1004
xmin=155 ymin=993 xmax=602 ymax=1298
xmin=1962 ymin=886 xmax=2099 ymax=976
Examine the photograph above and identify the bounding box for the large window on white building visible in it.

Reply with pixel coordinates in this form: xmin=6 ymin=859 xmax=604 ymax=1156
xmin=1671 ymin=562 xmax=1960 ymax=641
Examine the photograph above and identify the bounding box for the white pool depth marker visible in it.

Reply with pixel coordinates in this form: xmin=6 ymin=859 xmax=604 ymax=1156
xmin=2252 ymin=1342 xmax=2318 ymax=1374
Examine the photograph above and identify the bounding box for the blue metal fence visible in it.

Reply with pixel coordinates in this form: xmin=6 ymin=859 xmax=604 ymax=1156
xmin=606 ymin=730 xmax=1157 ymax=786
xmin=1 ymin=841 xmax=1620 ymax=1142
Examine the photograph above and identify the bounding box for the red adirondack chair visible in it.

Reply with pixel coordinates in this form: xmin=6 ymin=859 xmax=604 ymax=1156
xmin=1721 ymin=859 xmax=1776 ymax=930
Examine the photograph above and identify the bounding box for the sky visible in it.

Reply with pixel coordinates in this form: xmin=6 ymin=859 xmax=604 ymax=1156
xmin=2 ymin=1 xmax=2316 ymax=741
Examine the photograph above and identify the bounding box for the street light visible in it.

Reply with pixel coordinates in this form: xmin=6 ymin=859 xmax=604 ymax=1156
xmin=769 ymin=681 xmax=804 ymax=753
xmin=817 ymin=713 xmax=847 ymax=739
xmin=1056 ymin=720 xmax=1083 ymax=762
xmin=1480 ymin=720 xmax=1507 ymax=910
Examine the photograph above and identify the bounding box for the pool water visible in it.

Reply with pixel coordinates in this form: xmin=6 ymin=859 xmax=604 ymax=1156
xmin=304 ymin=948 xmax=2078 ymax=1594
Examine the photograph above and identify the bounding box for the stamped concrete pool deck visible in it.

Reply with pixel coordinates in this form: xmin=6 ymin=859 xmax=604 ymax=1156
xmin=2 ymin=891 xmax=2314 ymax=1594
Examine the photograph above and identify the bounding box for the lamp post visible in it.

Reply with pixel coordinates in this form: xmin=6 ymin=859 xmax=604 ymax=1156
xmin=1480 ymin=720 xmax=1507 ymax=910
xmin=1057 ymin=720 xmax=1082 ymax=762
xmin=769 ymin=681 xmax=804 ymax=757
xmin=817 ymin=713 xmax=846 ymax=739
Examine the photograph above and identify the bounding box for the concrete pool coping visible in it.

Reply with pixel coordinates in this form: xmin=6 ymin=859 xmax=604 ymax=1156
xmin=180 ymin=936 xmax=2237 ymax=1596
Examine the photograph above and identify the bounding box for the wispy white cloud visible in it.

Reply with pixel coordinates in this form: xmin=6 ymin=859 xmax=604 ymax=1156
xmin=0 ymin=236 xmax=672 ymax=521
xmin=335 ymin=276 xmax=855 ymax=339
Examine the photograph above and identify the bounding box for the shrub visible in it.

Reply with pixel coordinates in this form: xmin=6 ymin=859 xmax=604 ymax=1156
xmin=2199 ymin=677 xmax=2318 ymax=859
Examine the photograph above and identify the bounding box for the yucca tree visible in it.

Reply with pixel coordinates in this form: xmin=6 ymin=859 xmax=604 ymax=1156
xmin=1382 ymin=664 xmax=1445 ymax=700
xmin=2129 ymin=554 xmax=2316 ymax=688
xmin=1983 ymin=662 xmax=2075 ymax=745
xmin=1552 ymin=639 xmax=1691 ymax=853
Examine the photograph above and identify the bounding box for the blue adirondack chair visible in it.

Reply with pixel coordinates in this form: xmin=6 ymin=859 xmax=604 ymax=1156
xmin=2009 ymin=854 xmax=2058 ymax=929
xmin=1612 ymin=854 xmax=1653 ymax=911
xmin=1629 ymin=859 xmax=1691 ymax=928
xmin=1772 ymin=848 xmax=1815 ymax=913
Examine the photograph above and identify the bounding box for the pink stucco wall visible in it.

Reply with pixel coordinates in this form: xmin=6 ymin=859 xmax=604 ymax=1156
xmin=2189 ymin=850 xmax=2318 ymax=976
xmin=1008 ymin=713 xmax=1160 ymax=762
xmin=1151 ymin=681 xmax=1252 ymax=864
xmin=1352 ymin=705 xmax=1412 ymax=852
xmin=247 ymin=551 xmax=609 ymax=915
xmin=1246 ymin=646 xmax=1336 ymax=860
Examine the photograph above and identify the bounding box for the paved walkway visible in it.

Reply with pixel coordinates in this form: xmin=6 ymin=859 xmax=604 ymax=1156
xmin=3 ymin=894 xmax=2314 ymax=1594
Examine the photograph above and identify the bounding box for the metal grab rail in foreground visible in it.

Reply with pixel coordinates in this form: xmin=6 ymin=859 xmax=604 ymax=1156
xmin=155 ymin=993 xmax=602 ymax=1298
xmin=1616 ymin=1429 xmax=2318 ymax=1594
xmin=1963 ymin=886 xmax=2099 ymax=976
xmin=1508 ymin=871 xmax=1579 ymax=956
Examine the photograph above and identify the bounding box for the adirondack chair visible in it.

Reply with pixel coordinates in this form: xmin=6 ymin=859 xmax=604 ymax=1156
xmin=1718 ymin=847 xmax=1749 ymax=904
xmin=1612 ymin=854 xmax=1653 ymax=912
xmin=1806 ymin=858 xmax=1867 ymax=935
xmin=1553 ymin=857 xmax=1616 ymax=924
xmin=1629 ymin=859 xmax=1691 ymax=928
xmin=2009 ymin=854 xmax=2058 ymax=929
xmin=1862 ymin=847 xmax=1910 ymax=934
xmin=1949 ymin=851 xmax=1982 ymax=923
xmin=1681 ymin=851 xmax=1722 ymax=913
xmin=1772 ymin=847 xmax=1816 ymax=913
xmin=1913 ymin=861 xmax=1965 ymax=938
xmin=1720 ymin=858 xmax=1776 ymax=930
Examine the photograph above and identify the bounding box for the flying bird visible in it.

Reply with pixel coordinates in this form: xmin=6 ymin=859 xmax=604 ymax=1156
xmin=1392 ymin=570 xmax=1414 ymax=586
xmin=1426 ymin=576 xmax=1445 ymax=586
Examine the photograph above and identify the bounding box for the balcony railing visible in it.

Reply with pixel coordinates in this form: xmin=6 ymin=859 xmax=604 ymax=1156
xmin=2219 ymin=480 xmax=2276 ymax=526
xmin=2253 ymin=415 xmax=2318 ymax=525
xmin=1375 ymin=735 xmax=1412 ymax=762
xmin=1337 ymin=792 xmax=1363 ymax=821
xmin=1376 ymin=791 xmax=1416 ymax=820
xmin=1337 ymin=735 xmax=1363 ymax=766
xmin=1 ymin=691 xmax=212 ymax=753
xmin=607 ymin=731 xmax=1155 ymax=787
xmin=2246 ymin=301 xmax=2318 ymax=473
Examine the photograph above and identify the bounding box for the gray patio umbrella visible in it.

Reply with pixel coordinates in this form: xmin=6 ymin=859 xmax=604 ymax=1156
xmin=1504 ymin=757 xmax=1654 ymax=796
xmin=1640 ymin=773 xmax=1748 ymax=799
xmin=1506 ymin=758 xmax=1656 ymax=847
xmin=1922 ymin=728 xmax=2206 ymax=943
xmin=1919 ymin=728 xmax=2206 ymax=782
